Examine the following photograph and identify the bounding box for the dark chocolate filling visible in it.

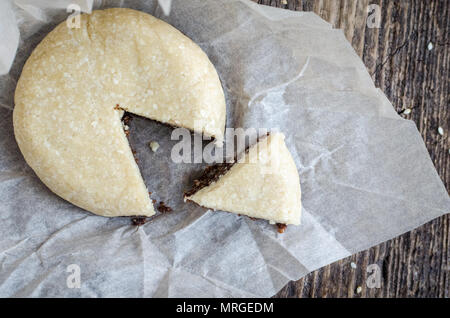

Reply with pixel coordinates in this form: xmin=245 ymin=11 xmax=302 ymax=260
xmin=184 ymin=162 xmax=235 ymax=198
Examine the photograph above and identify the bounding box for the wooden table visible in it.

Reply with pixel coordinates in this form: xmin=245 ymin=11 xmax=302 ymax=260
xmin=252 ymin=0 xmax=449 ymax=298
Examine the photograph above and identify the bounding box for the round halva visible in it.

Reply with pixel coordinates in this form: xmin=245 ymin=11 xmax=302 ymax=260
xmin=13 ymin=8 xmax=226 ymax=217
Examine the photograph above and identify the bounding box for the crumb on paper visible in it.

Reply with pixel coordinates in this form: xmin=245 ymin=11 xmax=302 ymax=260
xmin=356 ymin=286 xmax=362 ymax=294
xmin=149 ymin=141 xmax=160 ymax=152
xmin=276 ymin=223 xmax=287 ymax=233
xmin=157 ymin=201 xmax=172 ymax=213
xmin=131 ymin=216 xmax=148 ymax=226
xmin=350 ymin=262 xmax=357 ymax=269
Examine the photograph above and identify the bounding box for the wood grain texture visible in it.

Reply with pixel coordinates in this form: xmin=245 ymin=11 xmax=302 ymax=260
xmin=254 ymin=0 xmax=449 ymax=298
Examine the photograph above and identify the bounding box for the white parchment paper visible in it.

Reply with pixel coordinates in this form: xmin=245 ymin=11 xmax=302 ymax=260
xmin=0 ymin=0 xmax=449 ymax=297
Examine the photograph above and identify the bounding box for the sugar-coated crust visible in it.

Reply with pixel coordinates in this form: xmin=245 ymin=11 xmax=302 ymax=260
xmin=13 ymin=8 xmax=226 ymax=217
xmin=186 ymin=133 xmax=302 ymax=225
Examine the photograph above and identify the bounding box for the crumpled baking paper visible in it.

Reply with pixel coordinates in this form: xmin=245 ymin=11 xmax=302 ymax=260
xmin=0 ymin=0 xmax=448 ymax=297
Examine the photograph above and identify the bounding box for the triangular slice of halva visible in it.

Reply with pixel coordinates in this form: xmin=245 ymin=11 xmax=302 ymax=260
xmin=13 ymin=9 xmax=226 ymax=217
xmin=185 ymin=133 xmax=302 ymax=225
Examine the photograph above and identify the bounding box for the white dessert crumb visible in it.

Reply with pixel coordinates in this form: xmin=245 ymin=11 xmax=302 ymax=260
xmin=427 ymin=42 xmax=433 ymax=51
xmin=350 ymin=262 xmax=357 ymax=269
xmin=149 ymin=141 xmax=160 ymax=152
xmin=403 ymin=108 xmax=411 ymax=115
xmin=437 ymin=126 xmax=444 ymax=136
xmin=356 ymin=286 xmax=362 ymax=294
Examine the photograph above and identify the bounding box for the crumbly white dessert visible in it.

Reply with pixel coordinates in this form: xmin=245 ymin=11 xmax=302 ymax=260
xmin=13 ymin=8 xmax=226 ymax=217
xmin=185 ymin=133 xmax=302 ymax=226
xmin=149 ymin=141 xmax=160 ymax=153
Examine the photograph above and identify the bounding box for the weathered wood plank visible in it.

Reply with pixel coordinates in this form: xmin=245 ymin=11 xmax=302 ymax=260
xmin=254 ymin=0 xmax=449 ymax=298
